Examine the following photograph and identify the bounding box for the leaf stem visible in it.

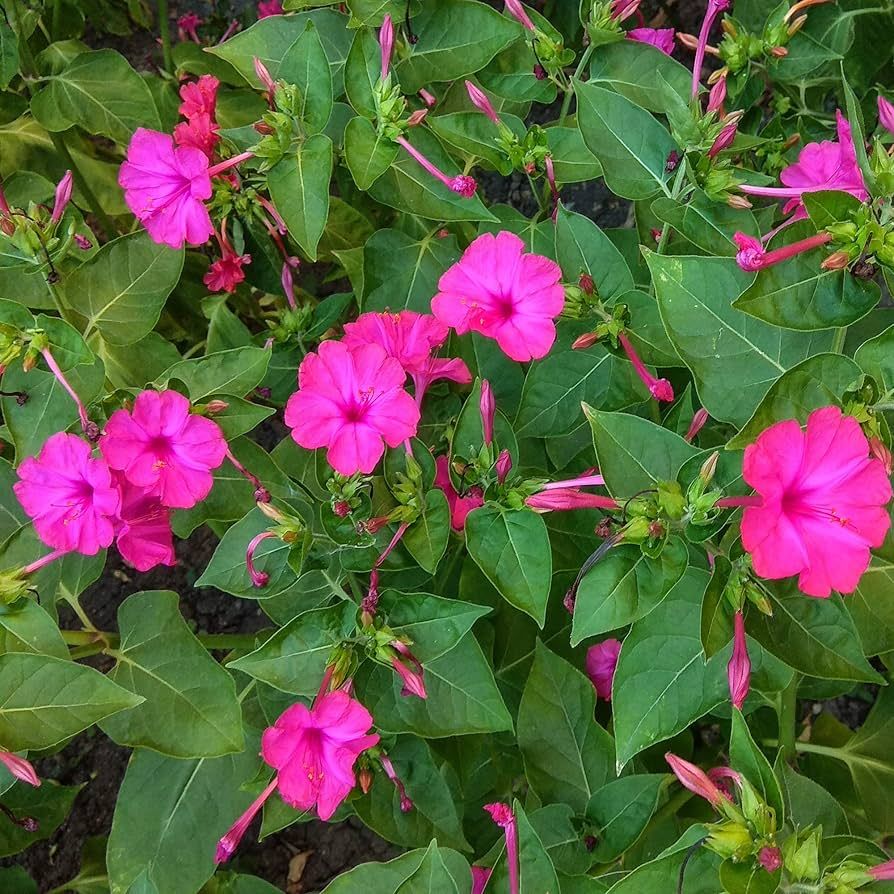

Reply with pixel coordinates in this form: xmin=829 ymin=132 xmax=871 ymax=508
xmin=62 ymin=629 xmax=261 ymax=651
xmin=157 ymin=0 xmax=174 ymax=74
xmin=558 ymin=44 xmax=595 ymax=127
xmin=831 ymin=326 xmax=847 ymax=354
xmin=777 ymin=672 xmax=800 ymax=763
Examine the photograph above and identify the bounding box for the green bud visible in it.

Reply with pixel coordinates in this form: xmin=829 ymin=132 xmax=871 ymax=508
xmin=781 ymin=828 xmax=821 ymax=882
xmin=657 ymin=481 xmax=686 ymax=520
xmin=706 ymin=821 xmax=753 ymax=860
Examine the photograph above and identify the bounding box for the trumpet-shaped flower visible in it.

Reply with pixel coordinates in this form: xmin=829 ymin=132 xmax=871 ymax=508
xmin=628 ymin=27 xmax=676 ymax=54
xmin=740 ymin=406 xmax=892 ymax=597
xmin=432 ymin=231 xmax=564 ymax=362
xmin=285 ymin=340 xmax=420 ymax=475
xmin=113 ymin=475 xmax=176 ymax=572
xmin=434 ymin=456 xmax=484 ymax=531
xmin=100 ymin=390 xmax=228 ymax=510
xmin=14 ymin=433 xmax=119 ymax=556
xmin=586 ymin=638 xmax=622 ymax=700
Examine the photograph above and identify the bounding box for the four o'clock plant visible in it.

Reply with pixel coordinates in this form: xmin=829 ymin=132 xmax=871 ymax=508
xmin=0 ymin=0 xmax=893 ymax=891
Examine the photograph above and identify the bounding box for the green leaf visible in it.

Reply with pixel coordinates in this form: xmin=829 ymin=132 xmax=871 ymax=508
xmin=163 ymin=346 xmax=271 ymax=401
xmin=268 ymin=133 xmax=333 ymax=260
xmin=572 ymin=537 xmax=689 ymax=644
xmin=517 ymin=641 xmax=615 ymax=813
xmin=64 ymin=231 xmax=184 ymax=345
xmin=344 ymin=115 xmax=399 ymax=189
xmin=585 ymin=408 xmax=699 ymax=495
xmin=403 ymin=490 xmax=450 ymax=574
xmin=278 ymin=22 xmax=333 ymax=133
xmin=358 ymin=633 xmax=513 ymax=737
xmin=394 ymin=840 xmax=464 ymax=893
xmin=488 ymin=801 xmax=560 ymax=894
xmin=0 ymin=17 xmax=20 ymax=91
xmin=730 ymin=707 xmax=785 ymax=824
xmin=612 ymin=568 xmax=726 ymax=768
xmin=546 ymin=126 xmax=603 ymax=184
xmin=854 ymin=323 xmax=894 ymax=391
xmin=354 ymin=737 xmax=469 ymax=852
xmin=394 ymin=0 xmax=522 ymax=93
xmin=746 ymin=584 xmax=882 ymax=683
xmin=0 ymin=598 xmax=68 ymax=658
xmin=586 ymin=775 xmax=666 ymax=862
xmin=38 ymin=49 xmax=160 ymax=142
xmin=651 ymin=189 xmax=760 ymax=257
xmin=574 ymin=79 xmax=674 ymax=200
xmin=728 ymin=354 xmax=861 ymax=449
xmin=646 ymin=252 xmax=835 ymax=428
xmin=719 ymin=860 xmax=781 ymax=894
xmin=778 ymin=762 xmax=847 ymax=835
xmin=847 ymin=556 xmax=894 ymax=656
xmin=343 ymin=27 xmax=379 ymax=117
xmin=100 ymin=591 xmax=244 ymax=758
xmin=0 ymin=781 xmax=81 ymax=858
xmin=107 ymin=746 xmax=261 ymax=894
xmin=0 ymin=653 xmax=141 ymax=751
xmin=321 ymin=847 xmax=472 ymax=894
xmin=428 ymin=110 xmax=526 ymax=170
xmin=207 ymin=396 xmax=275 ymax=440
xmin=465 ymin=506 xmax=552 ymax=627
xmin=555 ymin=206 xmax=634 ymax=302
xmin=96 ymin=331 xmax=182 ymax=390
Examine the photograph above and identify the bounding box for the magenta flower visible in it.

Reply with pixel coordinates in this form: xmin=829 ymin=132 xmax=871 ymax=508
xmin=472 ymin=866 xmax=492 ymax=894
xmin=204 ymin=251 xmax=250 ymax=292
xmin=432 ymin=231 xmax=564 ymax=362
xmin=50 ymin=171 xmax=73 ymax=225
xmin=617 ymin=331 xmax=674 ymax=402
xmin=740 ymin=406 xmax=892 ymax=597
xmin=14 ymin=433 xmax=119 ymax=556
xmin=485 ymin=803 xmax=519 ymax=894
xmin=879 ymin=95 xmax=894 ymax=135
xmin=628 ymin=27 xmax=676 ymax=54
xmin=341 ymin=311 xmax=471 ymax=404
xmin=665 ymin=753 xmax=728 ymax=808
xmin=480 ymin=380 xmax=495 ymax=445
xmin=262 ymin=690 xmax=379 ymax=820
xmin=586 ymin=638 xmax=622 ymax=700
xmin=0 ymin=752 xmax=40 ymax=787
xmin=173 ymin=113 xmax=220 ymax=160
xmin=390 ymin=641 xmax=426 ymax=699
xmin=379 ymin=14 xmax=394 ymax=78
xmin=100 ymin=390 xmax=228 ymax=510
xmin=177 ymin=12 xmax=202 ymax=42
xmin=759 ymin=847 xmax=783 ymax=873
xmin=113 ymin=474 xmax=176 ymax=572
xmin=179 ymin=75 xmax=219 ymax=120
xmin=692 ymin=0 xmax=731 ymax=97
xmin=257 ymin=0 xmax=283 ymax=17
xmin=395 ymin=136 xmax=477 ymax=197
xmin=285 ymin=340 xmax=420 ymax=476
xmin=434 ymin=456 xmax=484 ymax=531
xmin=733 ymin=230 xmax=833 ymax=272
xmin=727 ymin=611 xmax=750 ymax=710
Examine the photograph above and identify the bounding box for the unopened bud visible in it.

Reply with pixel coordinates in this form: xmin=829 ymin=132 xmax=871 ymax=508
xmin=333 ymin=500 xmax=351 ymax=517
xmin=770 ymin=45 xmax=788 ymax=57
xmin=359 ymin=768 xmax=373 ymax=794
xmin=665 ymin=150 xmax=680 ymax=172
xmin=253 ymin=121 xmax=274 ymax=135
xmin=707 ymin=66 xmax=729 ymax=85
xmin=204 ymin=399 xmax=229 ymax=415
xmin=50 ymin=171 xmax=73 ymax=225
xmin=495 ymin=448 xmax=512 ymax=484
xmin=253 ymin=57 xmax=276 ymax=94
xmin=572 ymin=332 xmax=600 ymax=350
xmin=407 ymin=108 xmax=428 ymax=127
xmin=787 ymin=13 xmax=807 ymax=34
xmin=677 ymin=31 xmax=699 ymax=50
xmin=533 ymin=64 xmax=547 ymax=80
xmin=579 ymin=272 xmax=594 ymax=294
xmin=257 ymin=501 xmax=286 ymax=523
xmin=700 ymin=451 xmax=719 ymax=485
xmin=651 ymin=228 xmax=663 ymax=241
xmin=728 ymin=194 xmax=753 ymax=210
xmin=820 ymin=250 xmax=849 ymax=271
xmin=759 ymin=846 xmax=783 ymax=873
xmin=870 ymin=437 xmax=893 ymax=475
xmin=418 ymin=88 xmax=437 ymax=108
xmin=0 ymin=218 xmax=14 ymax=237
xmin=782 ymin=132 xmax=802 ymax=151
xmin=721 ymin=18 xmax=737 ymax=36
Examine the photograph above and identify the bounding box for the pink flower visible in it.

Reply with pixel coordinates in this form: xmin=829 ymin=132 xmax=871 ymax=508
xmin=285 ymin=341 xmax=420 ymax=476
xmin=617 ymin=331 xmax=674 ymax=402
xmin=734 ymin=230 xmax=833 ymax=272
xmin=261 ymin=690 xmax=379 ymax=820
xmin=727 ymin=611 xmax=750 ymax=709
xmin=204 ymin=251 xmax=250 ymax=292
xmin=740 ymin=406 xmax=892 ymax=597
xmin=434 ymin=455 xmax=484 ymax=531
xmin=177 ymin=12 xmax=202 ymax=42
xmin=432 ymin=232 xmax=564 ymax=362
xmin=257 ymin=0 xmax=283 ymax=17
xmin=119 ymin=129 xmax=214 ymax=249
xmin=395 ymin=136 xmax=477 ymax=198
xmin=113 ymin=474 xmax=176 ymax=572
xmin=179 ymin=75 xmax=219 ymax=120
xmin=879 ymin=95 xmax=894 ymax=135
xmin=586 ymin=638 xmax=622 ymax=700
xmin=628 ymin=27 xmax=675 ymax=54
xmin=100 ymin=390 xmax=228 ymax=510
xmin=0 ymin=752 xmax=40 ymax=787
xmin=341 ymin=311 xmax=471 ymax=403
xmin=484 ymin=803 xmax=519 ymax=894
xmin=14 ymin=433 xmax=119 ymax=556
xmin=759 ymin=847 xmax=783 ymax=873
xmin=665 ymin=753 xmax=727 ymax=808
xmin=379 ymin=14 xmax=394 ymax=78
xmin=173 ymin=113 xmax=220 ymax=159
xmin=472 ymin=866 xmax=492 ymax=894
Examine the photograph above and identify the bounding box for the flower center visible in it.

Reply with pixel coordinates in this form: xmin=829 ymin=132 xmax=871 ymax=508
xmin=148 ymin=436 xmax=173 ymax=470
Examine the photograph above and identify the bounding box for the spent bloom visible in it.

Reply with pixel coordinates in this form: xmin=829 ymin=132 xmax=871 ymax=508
xmin=733 ymin=230 xmax=833 ymax=273
xmin=100 ymin=389 xmax=228 ymax=510
xmin=257 ymin=0 xmax=283 ymax=17
xmin=727 ymin=611 xmax=750 ymax=710
xmin=113 ymin=475 xmax=176 ymax=572
xmin=586 ymin=638 xmax=622 ymax=700
xmin=665 ymin=753 xmax=729 ymax=808
xmin=0 ymin=752 xmax=40 ymax=788
xmin=395 ymin=136 xmax=477 ymax=198
xmin=204 ymin=224 xmax=250 ymax=293
xmin=14 ymin=433 xmax=120 ymax=555
xmin=485 ymin=803 xmax=519 ymax=894
xmin=628 ymin=27 xmax=676 ymax=54
xmin=740 ymin=406 xmax=892 ymax=597
xmin=341 ymin=311 xmax=471 ymax=405
xmin=434 ymin=455 xmax=484 ymax=531
xmin=617 ymin=331 xmax=674 ymax=402
xmin=177 ymin=12 xmax=202 ymax=42
xmin=878 ymin=94 xmax=894 ymax=135
xmin=432 ymin=231 xmax=564 ymax=362
xmin=390 ymin=640 xmax=426 ymax=699
xmin=285 ymin=340 xmax=420 ymax=476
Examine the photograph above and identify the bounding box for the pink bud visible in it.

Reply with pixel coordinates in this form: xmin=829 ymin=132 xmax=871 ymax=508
xmin=73 ymin=234 xmax=93 ymax=250
xmin=390 ymin=641 xmax=427 ymax=699
xmin=727 ymin=611 xmax=751 ymax=710
xmin=879 ymin=95 xmax=894 ymax=136
xmin=572 ymin=332 xmax=599 ymax=350
xmin=472 ymin=867 xmax=493 ymax=894
xmin=684 ymin=408 xmax=710 ymax=442
xmin=758 ymin=846 xmax=783 ymax=873
xmin=450 ymin=174 xmax=478 ymax=197
xmin=504 ymin=0 xmax=535 ymax=30
xmin=707 ymin=121 xmax=738 ymax=159
xmin=0 ymin=752 xmax=40 ymax=787
xmin=465 ymin=80 xmax=500 ymax=124
xmin=50 ymin=171 xmax=73 ymax=224
xmin=253 ymin=57 xmax=276 ymax=94
xmin=707 ymin=75 xmax=727 ymax=113
xmin=665 ymin=753 xmax=727 ymax=808
xmin=0 ymin=181 xmax=10 ymax=217
xmin=407 ymin=108 xmax=428 ymax=127
xmin=379 ymin=14 xmax=394 ymax=78
xmin=496 ymin=448 xmax=512 ymax=484
xmin=281 ymin=261 xmax=297 ymax=310
xmin=586 ymin=639 xmax=621 ymax=700
xmin=525 ymin=489 xmax=620 ymax=512
xmin=418 ymin=88 xmax=437 ymax=108
xmin=578 ymin=273 xmax=594 ymax=294
xmin=870 ymin=437 xmax=893 ymax=475
xmin=480 ymin=380 xmax=495 ymax=445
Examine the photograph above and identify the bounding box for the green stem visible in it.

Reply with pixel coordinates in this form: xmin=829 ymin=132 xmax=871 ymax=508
xmin=62 ymin=629 xmax=261 ymax=651
xmin=44 ymin=276 xmax=75 ymax=324
xmin=831 ymin=326 xmax=847 ymax=354
xmin=557 ymin=43 xmax=595 ymax=127
xmin=655 ymin=159 xmax=689 ymax=256
xmin=157 ymin=0 xmax=174 ymax=74
xmin=51 ymin=0 xmax=62 ymax=38
xmin=777 ymin=672 xmax=800 ymax=763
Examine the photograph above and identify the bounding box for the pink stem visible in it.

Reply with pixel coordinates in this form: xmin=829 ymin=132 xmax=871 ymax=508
xmin=246 ymin=531 xmax=276 ymax=588
xmin=22 ymin=549 xmax=67 ymax=576
xmin=208 ymin=151 xmax=254 ymax=177
xmin=542 ymin=474 xmax=605 ymax=490
xmin=394 ymin=137 xmax=452 ymax=189
xmin=716 ymin=495 xmax=762 ymax=508
xmin=40 ymin=348 xmax=92 ymax=436
xmin=739 ymin=184 xmax=809 ymax=199
xmin=757 ymin=231 xmax=832 ymax=267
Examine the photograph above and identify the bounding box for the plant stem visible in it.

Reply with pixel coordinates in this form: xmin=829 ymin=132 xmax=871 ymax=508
xmin=831 ymin=326 xmax=847 ymax=354
xmin=63 ymin=629 xmax=261 ymax=651
xmin=655 ymin=159 xmax=689 ymax=256
xmin=157 ymin=0 xmax=174 ymax=73
xmin=777 ymin=672 xmax=800 ymax=763
xmin=51 ymin=0 xmax=62 ymax=39
xmin=557 ymin=44 xmax=595 ymax=127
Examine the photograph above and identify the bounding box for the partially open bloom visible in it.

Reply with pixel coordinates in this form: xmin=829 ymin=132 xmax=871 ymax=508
xmin=179 ymin=75 xmax=219 ymax=120
xmin=262 ymin=691 xmax=379 ymax=820
xmin=285 ymin=340 xmax=420 ymax=476
xmin=617 ymin=332 xmax=674 ymax=402
xmin=204 ymin=250 xmax=250 ymax=293
xmin=665 ymin=753 xmax=728 ymax=808
xmin=727 ymin=611 xmax=750 ymax=709
xmin=101 ymin=390 xmax=228 ymax=510
xmin=586 ymin=638 xmax=622 ymax=700
xmin=390 ymin=641 xmax=426 ymax=699
xmin=434 ymin=456 xmax=484 ymax=531
xmin=395 ymin=136 xmax=477 ymax=197
xmin=740 ymin=406 xmax=892 ymax=597
xmin=485 ymin=803 xmax=519 ymax=894
xmin=472 ymin=866 xmax=492 ymax=894
xmin=432 ymin=231 xmax=564 ymax=362
xmin=879 ymin=95 xmax=894 ymax=136
xmin=114 ymin=474 xmax=176 ymax=572
xmin=0 ymin=752 xmax=40 ymax=787
xmin=628 ymin=27 xmax=676 ymax=54
xmin=14 ymin=433 xmax=119 ymax=555
xmin=257 ymin=0 xmax=283 ymax=17
xmin=734 ymin=230 xmax=833 ymax=272
xmin=341 ymin=311 xmax=471 ymax=404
